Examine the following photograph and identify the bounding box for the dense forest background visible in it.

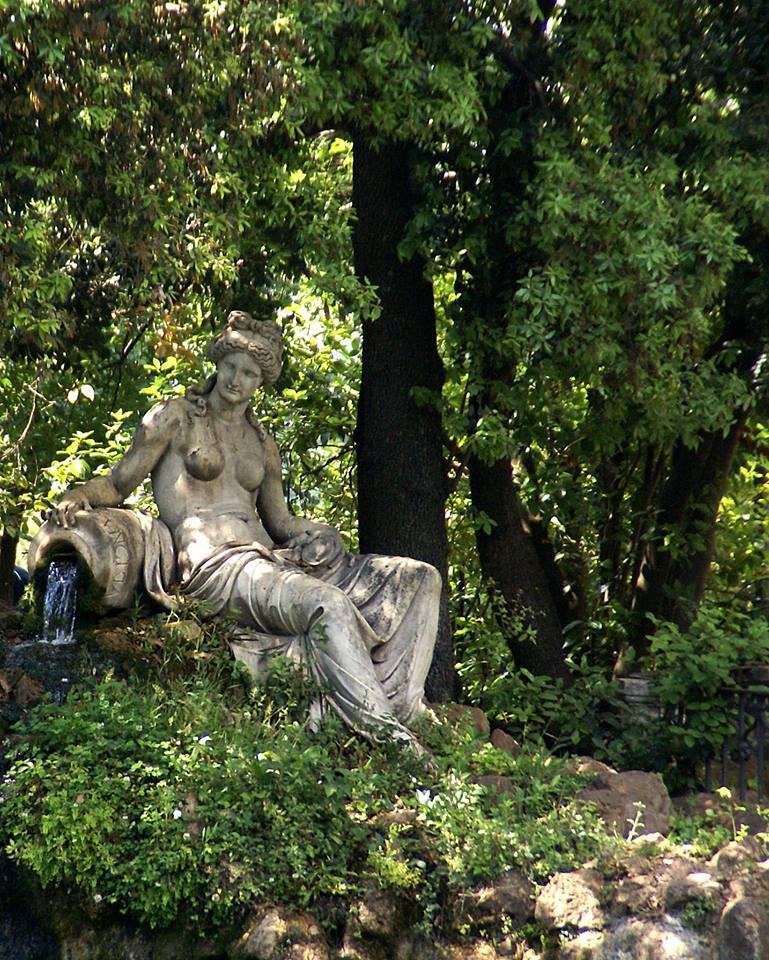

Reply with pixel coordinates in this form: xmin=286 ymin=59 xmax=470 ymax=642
xmin=2 ymin=0 xmax=769 ymax=765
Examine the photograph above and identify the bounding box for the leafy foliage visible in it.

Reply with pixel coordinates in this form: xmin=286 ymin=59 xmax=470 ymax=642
xmin=1 ymin=621 xmax=614 ymax=932
xmin=3 ymin=0 xmax=769 ymax=798
xmin=648 ymin=606 xmax=769 ymax=782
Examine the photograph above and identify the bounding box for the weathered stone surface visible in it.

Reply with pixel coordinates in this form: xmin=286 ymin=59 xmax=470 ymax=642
xmin=663 ymin=869 xmax=722 ymax=912
xmin=559 ymin=916 xmax=710 ymax=960
xmin=557 ymin=929 xmax=604 ymax=959
xmin=490 ymin=729 xmax=520 ymax=756
xmin=341 ymin=885 xmax=416 ymax=960
xmin=439 ymin=943 xmax=501 ymax=960
xmin=727 ymin=860 xmax=769 ymax=903
xmin=370 ymin=806 xmax=418 ymax=829
xmin=28 ymin=507 xmax=150 ymax=611
xmin=353 ymin=887 xmax=410 ymax=941
xmin=0 ymin=669 xmax=45 ymax=708
xmin=609 ymin=876 xmax=655 ymax=918
xmin=455 ymin=872 xmax=535 ymax=930
xmin=1 ymin=638 xmax=115 ymax=715
xmin=168 ymin=619 xmax=203 ymax=641
xmin=431 ymin=702 xmax=490 ymax=738
xmin=339 ymin=931 xmax=425 ymax=960
xmin=717 ymin=897 xmax=769 ymax=960
xmin=628 ymin=832 xmax=666 ymax=848
xmin=602 ymin=856 xmax=702 ymax=922
xmin=708 ymin=837 xmax=766 ymax=877
xmin=473 ymin=774 xmax=515 ymax=796
xmin=535 ymin=868 xmax=606 ymax=930
xmin=577 ymin=768 xmax=672 ymax=838
xmin=571 ymin=757 xmax=616 ymax=789
xmin=229 ymin=906 xmax=329 ymax=960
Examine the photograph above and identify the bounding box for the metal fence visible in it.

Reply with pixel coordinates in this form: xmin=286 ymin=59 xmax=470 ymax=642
xmin=705 ymin=665 xmax=769 ymax=802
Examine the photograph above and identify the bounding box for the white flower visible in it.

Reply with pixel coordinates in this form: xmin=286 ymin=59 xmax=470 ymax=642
xmin=198 ymin=734 xmax=212 ymax=745
xmin=93 ymin=894 xmax=102 ymax=903
xmin=416 ymin=788 xmax=432 ymax=806
xmin=172 ymin=808 xmax=182 ymax=820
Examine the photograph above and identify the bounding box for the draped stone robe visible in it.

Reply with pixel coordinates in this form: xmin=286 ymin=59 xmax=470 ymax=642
xmin=183 ymin=542 xmax=441 ymax=741
xmin=29 ymin=507 xmax=441 ymax=745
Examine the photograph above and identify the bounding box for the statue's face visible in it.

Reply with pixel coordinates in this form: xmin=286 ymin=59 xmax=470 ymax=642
xmin=214 ymin=351 xmax=264 ymax=405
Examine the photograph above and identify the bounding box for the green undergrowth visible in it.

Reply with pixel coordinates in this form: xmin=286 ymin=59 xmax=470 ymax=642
xmin=456 ymin=602 xmax=769 ymax=794
xmin=1 ymin=615 xmax=617 ymax=934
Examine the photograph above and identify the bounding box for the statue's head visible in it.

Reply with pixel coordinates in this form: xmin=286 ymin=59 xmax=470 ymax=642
xmin=206 ymin=310 xmax=283 ymax=385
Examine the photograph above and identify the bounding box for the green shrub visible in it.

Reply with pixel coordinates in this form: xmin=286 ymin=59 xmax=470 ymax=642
xmin=2 ymin=677 xmax=367 ymax=927
xmin=648 ymin=605 xmax=769 ymax=790
xmin=680 ymin=895 xmax=719 ymax=931
xmin=455 ymin=598 xmax=769 ymax=793
xmin=0 ymin=632 xmax=617 ymax=934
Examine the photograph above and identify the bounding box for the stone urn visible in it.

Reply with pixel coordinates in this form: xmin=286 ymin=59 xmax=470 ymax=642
xmin=27 ymin=508 xmax=148 ymax=610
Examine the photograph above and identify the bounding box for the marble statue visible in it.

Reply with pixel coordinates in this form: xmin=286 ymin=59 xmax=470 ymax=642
xmin=31 ymin=311 xmax=440 ymax=750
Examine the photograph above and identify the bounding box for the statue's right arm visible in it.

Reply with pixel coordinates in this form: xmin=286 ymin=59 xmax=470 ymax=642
xmin=52 ymin=400 xmax=178 ymax=528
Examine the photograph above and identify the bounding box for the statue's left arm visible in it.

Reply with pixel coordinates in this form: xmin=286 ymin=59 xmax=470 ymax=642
xmin=256 ymin=432 xmax=344 ymax=568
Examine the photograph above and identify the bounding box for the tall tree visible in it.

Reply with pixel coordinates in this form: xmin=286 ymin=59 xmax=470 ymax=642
xmin=422 ymin=0 xmax=769 ymax=677
xmin=352 ymin=138 xmax=456 ymax=699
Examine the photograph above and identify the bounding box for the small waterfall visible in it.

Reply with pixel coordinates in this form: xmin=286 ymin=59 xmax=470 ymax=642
xmin=40 ymin=559 xmax=79 ymax=645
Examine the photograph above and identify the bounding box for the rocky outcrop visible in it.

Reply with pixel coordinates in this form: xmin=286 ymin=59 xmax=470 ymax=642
xmin=3 ymin=798 xmax=769 ymax=960
xmin=535 ymin=835 xmax=769 ymax=960
xmin=230 ymin=907 xmax=330 ymax=960
xmin=558 ymin=916 xmax=710 ymax=960
xmin=489 ymin=729 xmax=520 ymax=756
xmin=717 ymin=897 xmax=769 ymax=960
xmin=427 ymin=702 xmax=491 ymax=738
xmin=340 ymin=884 xmax=418 ymax=960
xmin=535 ymin=868 xmax=606 ymax=930
xmin=572 ymin=757 xmax=673 ymax=838
xmin=455 ymin=873 xmax=536 ymax=931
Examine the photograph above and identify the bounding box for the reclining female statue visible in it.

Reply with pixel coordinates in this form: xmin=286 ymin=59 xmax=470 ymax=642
xmin=50 ymin=311 xmax=440 ymax=750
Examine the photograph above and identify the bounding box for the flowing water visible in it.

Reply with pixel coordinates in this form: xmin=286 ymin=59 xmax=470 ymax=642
xmin=40 ymin=558 xmax=79 ymax=644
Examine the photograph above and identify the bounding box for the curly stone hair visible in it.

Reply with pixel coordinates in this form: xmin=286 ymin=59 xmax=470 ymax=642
xmin=206 ymin=310 xmax=283 ymax=385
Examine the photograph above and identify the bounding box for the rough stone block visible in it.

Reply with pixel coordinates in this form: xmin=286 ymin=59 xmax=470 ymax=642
xmin=577 ymin=767 xmax=673 ymax=838
xmin=455 ymin=872 xmax=535 ymax=930
xmin=490 ymin=729 xmax=520 ymax=756
xmin=535 ymin=868 xmax=606 ymax=930
xmin=717 ymin=897 xmax=769 ymax=960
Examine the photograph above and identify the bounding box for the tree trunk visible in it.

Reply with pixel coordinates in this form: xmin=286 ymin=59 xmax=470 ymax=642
xmin=0 ymin=529 xmax=18 ymax=606
xmin=351 ymin=137 xmax=458 ymax=701
xmin=468 ymin=453 xmax=570 ymax=679
xmin=629 ymin=411 xmax=748 ymax=660
xmin=444 ymin=7 xmax=571 ymax=681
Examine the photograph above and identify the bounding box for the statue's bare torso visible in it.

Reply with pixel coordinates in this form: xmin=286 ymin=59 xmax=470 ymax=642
xmin=144 ymin=397 xmax=274 ymax=578
xmin=54 ymin=356 xmax=342 ymax=579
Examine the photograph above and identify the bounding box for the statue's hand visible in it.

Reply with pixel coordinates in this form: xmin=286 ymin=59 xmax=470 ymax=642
xmin=50 ymin=491 xmax=92 ymax=529
xmin=286 ymin=524 xmax=345 ymax=569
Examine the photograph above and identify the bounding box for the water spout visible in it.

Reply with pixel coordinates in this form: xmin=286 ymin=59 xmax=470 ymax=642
xmin=40 ymin=559 xmax=79 ymax=644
